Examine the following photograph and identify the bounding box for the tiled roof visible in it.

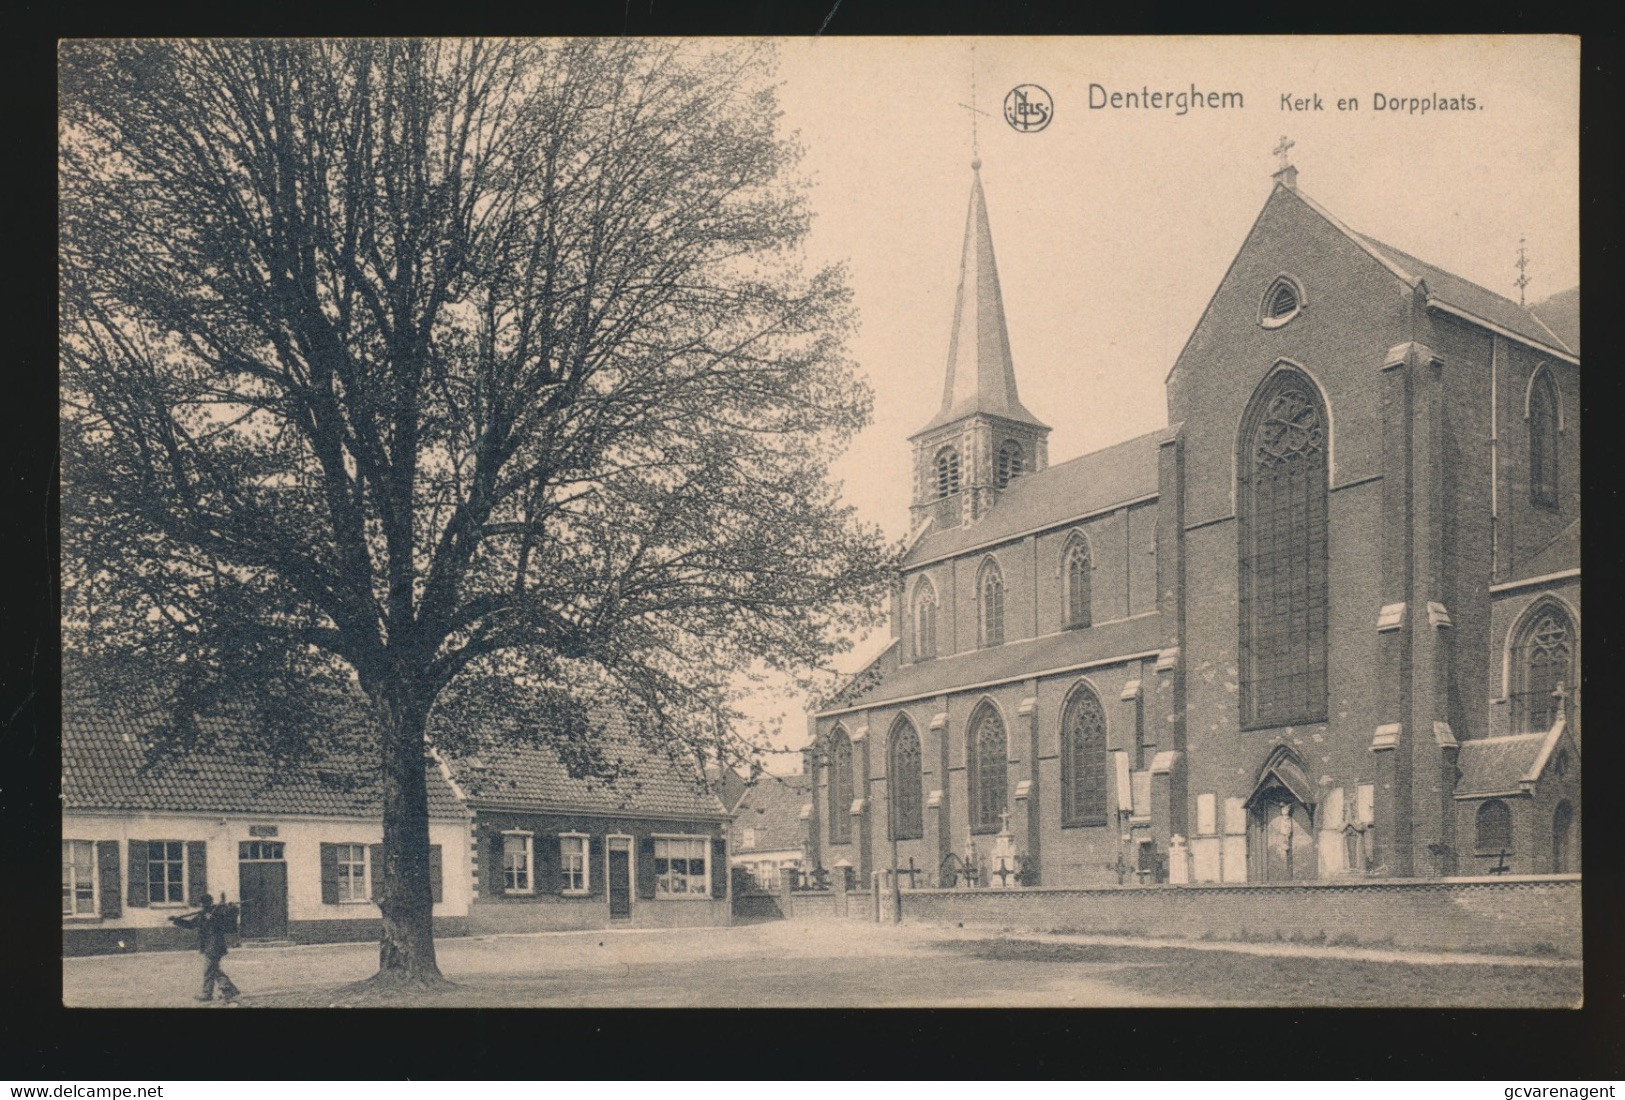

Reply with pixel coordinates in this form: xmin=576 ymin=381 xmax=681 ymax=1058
xmin=443 ymin=708 xmax=727 ymax=820
xmin=730 ymin=774 xmax=811 ymax=853
xmin=63 ymin=693 xmax=466 ymax=820
xmin=906 ymin=425 xmax=1174 ymax=565
xmin=1530 ymin=287 xmax=1579 ymax=354
xmin=1455 ymin=732 xmax=1554 ymax=796
xmin=1355 ymin=234 xmax=1576 ymax=357
xmin=820 ymin=610 xmax=1166 ymax=714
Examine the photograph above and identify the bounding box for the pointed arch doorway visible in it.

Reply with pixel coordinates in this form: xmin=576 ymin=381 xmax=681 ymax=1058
xmin=1245 ymin=747 xmax=1319 ymax=882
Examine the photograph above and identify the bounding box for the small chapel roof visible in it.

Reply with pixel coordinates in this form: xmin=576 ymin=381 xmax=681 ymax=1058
xmin=1455 ymin=728 xmax=1569 ymax=798
xmin=914 ymin=164 xmax=1048 ymax=436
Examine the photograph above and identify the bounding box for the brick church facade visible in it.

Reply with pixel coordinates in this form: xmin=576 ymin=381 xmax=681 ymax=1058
xmin=806 ymin=157 xmax=1580 ymax=889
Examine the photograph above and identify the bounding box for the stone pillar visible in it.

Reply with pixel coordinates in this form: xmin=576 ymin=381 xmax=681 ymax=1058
xmin=1374 ymin=343 xmax=1417 ymax=874
xmin=1022 ymin=683 xmax=1042 ymax=885
xmin=852 ymin=719 xmax=873 ymax=884
xmin=929 ymin=702 xmax=951 ymax=885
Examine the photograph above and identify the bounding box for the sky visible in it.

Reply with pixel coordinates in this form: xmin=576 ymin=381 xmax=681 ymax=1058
xmin=737 ymin=36 xmax=1580 ymax=772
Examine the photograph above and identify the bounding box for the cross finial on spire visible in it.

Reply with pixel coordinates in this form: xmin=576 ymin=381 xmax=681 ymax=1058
xmin=1273 ymin=135 xmax=1295 ymax=171
xmin=1515 ymin=236 xmax=1531 ymax=307
xmin=956 ymin=45 xmax=990 ymax=168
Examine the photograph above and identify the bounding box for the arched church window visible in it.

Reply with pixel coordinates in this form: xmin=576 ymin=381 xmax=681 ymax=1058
xmin=978 ymin=558 xmax=1005 ymax=648
xmin=913 ymin=579 xmax=938 ymax=662
xmin=1511 ymin=601 xmax=1574 ymax=734
xmin=968 ymin=703 xmax=1007 ymax=834
xmin=1475 ymin=799 xmax=1512 ymax=852
xmin=996 ymin=442 xmax=1025 ymax=488
xmin=1060 ymin=684 xmax=1108 ymax=827
xmin=827 ymin=727 xmax=853 ymax=845
xmin=935 ymin=448 xmax=961 ymax=498
xmin=1529 ymin=367 xmax=1560 ymax=507
xmin=1063 ymin=534 xmax=1092 ymax=629
xmin=888 ymin=717 xmax=923 ymax=841
xmin=1238 ymin=369 xmax=1329 ymax=728
xmin=1260 ymin=275 xmax=1304 ymax=327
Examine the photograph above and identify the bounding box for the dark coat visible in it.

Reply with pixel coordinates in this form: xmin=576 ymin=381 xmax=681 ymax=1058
xmin=171 ymin=905 xmax=230 ymax=959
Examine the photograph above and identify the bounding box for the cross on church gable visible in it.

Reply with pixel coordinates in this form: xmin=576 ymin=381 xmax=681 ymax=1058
xmin=1273 ymin=135 xmax=1295 ymax=171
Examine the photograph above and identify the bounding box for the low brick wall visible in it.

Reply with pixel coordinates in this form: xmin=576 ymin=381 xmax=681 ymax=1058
xmin=466 ymin=896 xmax=729 ymax=935
xmin=889 ymin=875 xmax=1581 ymax=956
xmin=63 ymin=916 xmax=472 ymax=957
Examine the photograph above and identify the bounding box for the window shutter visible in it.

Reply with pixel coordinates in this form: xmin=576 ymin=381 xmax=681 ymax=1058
xmin=587 ymin=835 xmax=605 ymax=898
xmin=534 ymin=832 xmax=558 ymax=894
xmin=185 ymin=842 xmax=207 ymax=905
xmin=369 ymin=844 xmax=385 ymax=902
xmin=319 ymin=843 xmax=339 ymax=904
xmin=126 ymin=840 xmax=148 ymax=908
xmin=96 ymin=840 xmax=122 ymax=919
xmin=636 ymin=837 xmax=657 ymax=899
xmin=429 ymin=845 xmax=444 ymax=904
xmin=487 ymin=830 xmax=506 ymax=897
xmin=711 ymin=838 xmax=728 ymax=898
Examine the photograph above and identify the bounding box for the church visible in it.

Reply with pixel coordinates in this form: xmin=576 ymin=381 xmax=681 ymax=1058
xmin=805 ymin=151 xmax=1580 ymax=889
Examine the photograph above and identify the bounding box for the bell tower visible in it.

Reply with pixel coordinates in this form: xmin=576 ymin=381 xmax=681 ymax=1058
xmin=910 ymin=159 xmax=1050 ymax=531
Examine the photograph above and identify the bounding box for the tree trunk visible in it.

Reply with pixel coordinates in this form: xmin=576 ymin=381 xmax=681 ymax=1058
xmin=372 ymin=688 xmax=445 ymax=985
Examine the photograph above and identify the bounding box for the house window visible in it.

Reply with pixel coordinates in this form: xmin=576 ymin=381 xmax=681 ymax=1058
xmin=913 ymin=579 xmax=938 ymax=661
xmin=828 ymin=728 xmax=853 ymax=845
xmin=145 ymin=840 xmax=187 ymax=905
xmin=935 ymin=447 xmax=961 ymax=498
xmin=334 ymin=843 xmax=369 ymax=902
xmin=62 ymin=840 xmax=97 ymax=917
xmin=968 ymin=704 xmax=1008 ymax=834
xmin=654 ymin=837 xmax=709 ymax=896
xmin=1063 ymin=535 xmax=1091 ymax=629
xmin=889 ymin=717 xmax=924 ymax=841
xmin=996 ymin=442 xmax=1024 ymax=488
xmin=741 ymin=827 xmax=757 ymax=850
xmin=560 ymin=834 xmax=589 ymax=894
xmin=1528 ymin=367 xmax=1560 ymax=507
xmin=1260 ymin=276 xmax=1304 ymax=327
xmin=1475 ymin=799 xmax=1512 ymax=853
xmin=978 ymin=558 xmax=1005 ymax=647
xmin=1238 ymin=370 xmax=1329 ymax=728
xmin=1061 ymin=685 xmax=1109 ymax=827
xmin=1511 ymin=602 xmax=1574 ymax=734
xmin=502 ymin=832 xmax=534 ymax=894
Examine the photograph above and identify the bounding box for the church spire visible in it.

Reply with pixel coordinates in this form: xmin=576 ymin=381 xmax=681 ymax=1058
xmin=918 ymin=163 xmax=1048 ymax=434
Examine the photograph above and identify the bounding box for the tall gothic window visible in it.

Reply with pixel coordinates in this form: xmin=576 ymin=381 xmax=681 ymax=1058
xmin=978 ymin=558 xmax=1005 ymax=647
xmin=935 ymin=447 xmax=962 ymax=498
xmin=1529 ymin=368 xmax=1560 ymax=507
xmin=827 ymin=728 xmax=853 ymax=845
xmin=1063 ymin=533 xmax=1092 ymax=629
xmin=996 ymin=442 xmax=1025 ymax=488
xmin=968 ymin=703 xmax=1008 ymax=834
xmin=888 ymin=718 xmax=923 ymax=841
xmin=1511 ymin=601 xmax=1574 ymax=734
xmin=913 ymin=579 xmax=938 ymax=661
xmin=1060 ymin=684 xmax=1108 ymax=827
xmin=1238 ymin=369 xmax=1329 ymax=728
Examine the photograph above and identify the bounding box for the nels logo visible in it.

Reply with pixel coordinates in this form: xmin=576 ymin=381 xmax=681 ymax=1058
xmin=1003 ymin=85 xmax=1053 ymax=133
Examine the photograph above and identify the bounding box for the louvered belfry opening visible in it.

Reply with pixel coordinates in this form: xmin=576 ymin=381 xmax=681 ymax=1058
xmin=995 ymin=441 xmax=1024 ymax=488
xmin=1238 ymin=370 xmax=1329 ymax=729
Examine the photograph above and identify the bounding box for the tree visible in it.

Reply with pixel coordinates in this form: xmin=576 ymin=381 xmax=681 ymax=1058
xmin=59 ymin=38 xmax=892 ymax=985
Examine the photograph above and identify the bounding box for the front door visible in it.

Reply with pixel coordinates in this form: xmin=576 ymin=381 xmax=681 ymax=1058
xmin=1249 ymin=790 xmax=1317 ymax=882
xmin=238 ymin=841 xmax=289 ymax=940
xmin=607 ymin=836 xmax=632 ymax=919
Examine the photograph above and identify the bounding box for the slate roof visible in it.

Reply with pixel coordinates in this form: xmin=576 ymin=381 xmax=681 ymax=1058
xmin=730 ymin=774 xmax=812 ymax=854
xmin=443 ymin=708 xmax=728 ymax=820
xmin=819 ymin=609 xmax=1166 ymax=715
xmin=1518 ymin=518 xmax=1581 ymax=579
xmin=1355 ymin=233 xmax=1576 ymax=357
xmin=62 ymin=692 xmax=466 ymax=820
xmin=1455 ymin=729 xmax=1565 ymax=797
xmin=906 ymin=425 xmax=1175 ymax=565
xmin=1529 ymin=287 xmax=1579 ymax=354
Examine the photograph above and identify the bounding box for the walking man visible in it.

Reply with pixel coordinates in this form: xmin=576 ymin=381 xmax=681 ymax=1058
xmin=169 ymin=893 xmax=240 ymax=1003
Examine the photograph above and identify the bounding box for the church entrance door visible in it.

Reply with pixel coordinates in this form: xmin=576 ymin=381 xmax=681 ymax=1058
xmin=1249 ymin=788 xmax=1316 ymax=882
